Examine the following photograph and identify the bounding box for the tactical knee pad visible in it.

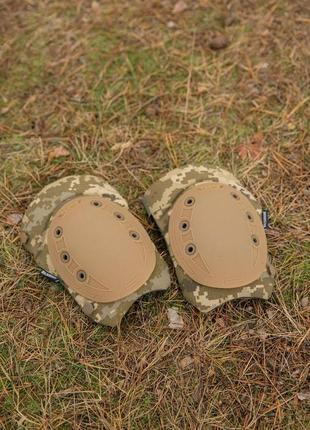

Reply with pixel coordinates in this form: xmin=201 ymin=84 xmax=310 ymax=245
xmin=20 ymin=175 xmax=170 ymax=326
xmin=142 ymin=165 xmax=275 ymax=313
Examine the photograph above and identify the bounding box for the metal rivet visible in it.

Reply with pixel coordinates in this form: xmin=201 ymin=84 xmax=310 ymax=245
xmin=231 ymin=192 xmax=240 ymax=200
xmin=179 ymin=221 xmax=190 ymax=231
xmin=61 ymin=251 xmax=70 ymax=263
xmin=114 ymin=212 xmax=125 ymax=221
xmin=184 ymin=197 xmax=195 ymax=207
xmin=185 ymin=243 xmax=196 ymax=255
xmin=246 ymin=212 xmax=254 ymax=222
xmin=251 ymin=235 xmax=259 ymax=246
xmin=77 ymin=270 xmax=87 ymax=282
xmin=54 ymin=227 xmax=63 ymax=238
xmin=130 ymin=231 xmax=140 ymax=240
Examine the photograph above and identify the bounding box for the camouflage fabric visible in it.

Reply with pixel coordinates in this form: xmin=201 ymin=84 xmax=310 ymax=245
xmin=21 ymin=175 xmax=170 ymax=326
xmin=142 ymin=165 xmax=275 ymax=313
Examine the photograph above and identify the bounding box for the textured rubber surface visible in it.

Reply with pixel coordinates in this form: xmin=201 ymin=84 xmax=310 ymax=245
xmin=168 ymin=181 xmax=267 ymax=289
xmin=47 ymin=195 xmax=156 ymax=303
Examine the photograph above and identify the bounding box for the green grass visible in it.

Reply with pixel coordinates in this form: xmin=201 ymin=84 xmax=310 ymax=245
xmin=0 ymin=0 xmax=309 ymax=429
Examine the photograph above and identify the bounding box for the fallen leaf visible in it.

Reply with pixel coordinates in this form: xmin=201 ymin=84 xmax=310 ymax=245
xmin=6 ymin=213 xmax=23 ymax=226
xmin=303 ymin=188 xmax=310 ymax=197
xmin=292 ymin=368 xmax=302 ymax=377
xmin=251 ymin=131 xmax=264 ymax=145
xmin=111 ymin=140 xmax=133 ymax=152
xmin=1 ymin=100 xmax=16 ymax=115
xmin=91 ymin=1 xmax=100 ymax=13
xmin=48 ymin=146 xmax=70 ymax=161
xmin=209 ymin=35 xmax=229 ymax=50
xmin=156 ymin=388 xmax=163 ymax=398
xmin=49 ymin=283 xmax=62 ymax=293
xmin=22 ymin=94 xmax=37 ymax=110
xmin=208 ymin=367 xmax=215 ymax=377
xmin=167 ymin=307 xmax=184 ymax=329
xmin=225 ymin=14 xmax=238 ymax=26
xmin=167 ymin=20 xmax=176 ymax=29
xmin=24 ymin=300 xmax=33 ymax=313
xmin=257 ymin=328 xmax=268 ymax=341
xmin=179 ymin=356 xmax=194 ymax=369
xmin=287 ymin=122 xmax=296 ymax=130
xmin=197 ymin=83 xmax=208 ymax=94
xmin=257 ymin=62 xmax=269 ymax=70
xmin=20 ymin=231 xmax=28 ymax=244
xmin=237 ymin=132 xmax=264 ymax=160
xmin=216 ymin=317 xmax=226 ymax=328
xmin=105 ymin=89 xmax=113 ymax=99
xmin=260 ymin=29 xmax=270 ymax=37
xmin=301 ymin=297 xmax=309 ymax=308
xmin=34 ymin=118 xmax=46 ymax=133
xmin=54 ymin=386 xmax=83 ymax=398
xmin=266 ymin=309 xmax=275 ymax=319
xmin=297 ymin=392 xmax=310 ymax=401
xmin=184 ymin=337 xmax=191 ymax=346
xmin=145 ymin=102 xmax=161 ymax=118
xmin=173 ymin=0 xmax=188 ymax=14
xmin=17 ymin=416 xmax=26 ymax=427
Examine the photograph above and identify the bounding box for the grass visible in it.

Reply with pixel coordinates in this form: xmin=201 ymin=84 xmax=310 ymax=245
xmin=0 ymin=0 xmax=309 ymax=428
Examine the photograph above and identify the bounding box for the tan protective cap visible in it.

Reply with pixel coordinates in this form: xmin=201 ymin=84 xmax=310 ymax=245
xmin=47 ymin=195 xmax=156 ymax=303
xmin=168 ymin=182 xmax=267 ymax=289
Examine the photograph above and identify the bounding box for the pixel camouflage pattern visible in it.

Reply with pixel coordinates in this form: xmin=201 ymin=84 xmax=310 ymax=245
xmin=142 ymin=165 xmax=275 ymax=313
xmin=20 ymin=175 xmax=170 ymax=326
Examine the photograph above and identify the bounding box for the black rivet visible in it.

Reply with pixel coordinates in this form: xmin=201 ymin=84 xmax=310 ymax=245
xmin=184 ymin=197 xmax=195 ymax=207
xmin=251 ymin=235 xmax=259 ymax=246
xmin=246 ymin=212 xmax=253 ymax=222
xmin=91 ymin=200 xmax=102 ymax=207
xmin=54 ymin=227 xmax=63 ymax=238
xmin=114 ymin=212 xmax=125 ymax=221
xmin=185 ymin=243 xmax=196 ymax=255
xmin=61 ymin=251 xmax=70 ymax=263
xmin=77 ymin=270 xmax=87 ymax=282
xmin=130 ymin=231 xmax=140 ymax=240
xmin=231 ymin=192 xmax=240 ymax=200
xmin=179 ymin=221 xmax=190 ymax=231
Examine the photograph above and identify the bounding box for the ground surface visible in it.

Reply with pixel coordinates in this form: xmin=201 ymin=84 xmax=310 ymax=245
xmin=0 ymin=1 xmax=309 ymax=429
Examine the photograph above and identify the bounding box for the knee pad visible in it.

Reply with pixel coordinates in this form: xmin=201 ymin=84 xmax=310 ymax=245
xmin=142 ymin=165 xmax=275 ymax=313
xmin=20 ymin=175 xmax=170 ymax=326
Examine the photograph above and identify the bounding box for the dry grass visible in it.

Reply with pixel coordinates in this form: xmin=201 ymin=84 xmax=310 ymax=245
xmin=0 ymin=0 xmax=309 ymax=428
